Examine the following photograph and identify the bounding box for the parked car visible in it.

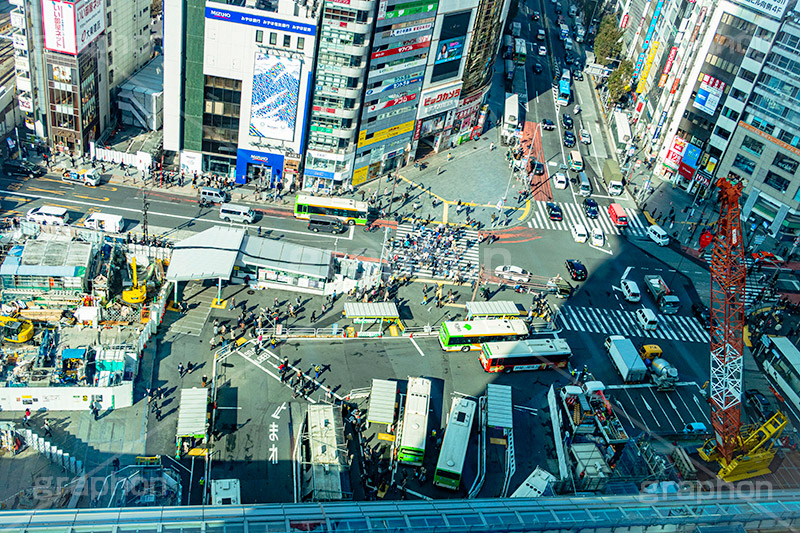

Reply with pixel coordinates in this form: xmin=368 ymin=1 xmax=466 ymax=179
xmin=534 ymin=162 xmax=545 ymax=175
xmin=745 ymin=389 xmax=773 ymax=419
xmin=3 ymin=159 xmax=44 ymax=178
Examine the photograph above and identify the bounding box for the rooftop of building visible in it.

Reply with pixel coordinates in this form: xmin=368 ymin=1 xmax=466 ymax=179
xmin=119 ymin=55 xmax=163 ymax=97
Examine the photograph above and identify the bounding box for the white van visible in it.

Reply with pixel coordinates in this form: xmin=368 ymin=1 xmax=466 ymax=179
xmin=25 ymin=206 xmax=69 ymax=226
xmin=219 ymin=203 xmax=256 ymax=224
xmin=635 ymin=308 xmax=658 ymax=330
xmin=84 ymin=212 xmax=124 ymax=233
xmin=201 ymin=187 xmax=228 ymax=204
xmin=647 ymin=224 xmax=669 ymax=246
xmin=569 ymin=4 xmax=578 ymax=17
xmin=571 ymin=223 xmax=588 ymax=243
xmin=620 ymin=279 xmax=641 ymax=302
xmin=578 ymin=172 xmax=591 ymax=197
xmin=565 ymin=39 xmax=573 ymax=51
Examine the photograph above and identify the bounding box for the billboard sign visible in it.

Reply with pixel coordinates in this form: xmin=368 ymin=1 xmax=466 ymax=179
xmin=205 ymin=6 xmax=316 ymax=35
xmin=371 ymin=36 xmax=431 ymax=59
xmin=418 ymin=82 xmax=462 ymax=119
xmin=367 ymin=93 xmax=418 ymax=113
xmin=664 ymin=136 xmax=687 ymax=170
xmin=652 ymin=110 xmax=668 ymax=141
xmin=636 ymin=41 xmax=659 ymax=93
xmin=390 ymin=22 xmax=433 ymax=36
xmin=75 ymin=0 xmax=105 ymax=53
xmin=42 ymin=0 xmax=77 ymax=54
xmin=692 ymin=74 xmax=725 ymax=116
xmin=663 ymin=46 xmax=678 ymax=74
xmin=642 ymin=0 xmax=665 ymax=51
xmin=431 ymin=11 xmax=471 ymax=83
xmin=365 ymin=75 xmax=423 ymax=96
xmin=620 ymin=13 xmax=630 ymax=28
xmin=736 ymin=0 xmax=789 ymax=18
xmin=249 ymin=53 xmax=302 ymax=142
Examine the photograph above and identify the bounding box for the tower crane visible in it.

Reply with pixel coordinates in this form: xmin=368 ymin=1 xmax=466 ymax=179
xmin=698 ymin=175 xmax=787 ymax=482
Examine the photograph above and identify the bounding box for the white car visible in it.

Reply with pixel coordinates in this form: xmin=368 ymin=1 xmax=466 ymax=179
xmin=580 ymin=129 xmax=591 ymax=144
xmin=590 ymin=227 xmax=604 ymax=247
xmin=495 ymin=265 xmax=530 ymax=282
xmin=538 ymin=45 xmax=547 ymax=56
xmin=26 ymin=206 xmax=69 ymax=226
xmin=537 ymin=29 xmax=546 ymax=40
xmin=553 ymin=172 xmax=568 ymax=189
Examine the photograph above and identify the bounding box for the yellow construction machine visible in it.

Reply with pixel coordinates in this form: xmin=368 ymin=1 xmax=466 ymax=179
xmin=122 ymin=256 xmax=147 ymax=304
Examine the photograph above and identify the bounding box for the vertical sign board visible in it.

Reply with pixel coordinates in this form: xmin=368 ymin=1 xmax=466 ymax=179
xmin=431 ymin=11 xmax=471 ymax=83
xmin=42 ymin=0 xmax=105 ymax=55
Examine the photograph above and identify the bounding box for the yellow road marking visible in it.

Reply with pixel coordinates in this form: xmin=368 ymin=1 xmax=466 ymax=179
xmin=518 ymin=199 xmax=531 ymax=220
xmin=74 ymin=195 xmax=109 ymax=202
xmin=442 ymin=202 xmax=449 ymax=223
xmin=28 ymin=187 xmax=63 ymax=195
xmin=0 ymin=196 xmax=28 ymax=202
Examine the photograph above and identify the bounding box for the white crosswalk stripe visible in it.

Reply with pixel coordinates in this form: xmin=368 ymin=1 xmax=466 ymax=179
xmin=700 ymin=251 xmax=778 ymax=309
xmin=528 ymin=200 xmax=647 ymax=236
xmin=390 ymin=223 xmax=481 ymax=280
xmin=556 ymin=305 xmax=710 ymax=343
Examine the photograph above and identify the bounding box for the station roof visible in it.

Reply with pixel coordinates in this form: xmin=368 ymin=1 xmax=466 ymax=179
xmin=466 ymin=301 xmax=522 ymax=317
xmin=343 ymin=302 xmax=399 ymax=319
xmin=487 ymin=383 xmax=513 ymax=429
xmin=166 ymin=227 xmax=245 ymax=282
xmin=176 ymin=388 xmax=209 ymax=439
xmin=238 ymin=235 xmax=332 ymax=280
xmin=0 ymin=241 xmax=92 ymax=277
xmin=367 ymin=379 xmax=398 ymax=425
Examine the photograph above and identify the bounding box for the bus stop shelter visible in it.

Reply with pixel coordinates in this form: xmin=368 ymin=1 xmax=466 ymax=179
xmin=367 ymin=379 xmax=398 ymax=426
xmin=465 ymin=301 xmax=522 ymax=320
xmin=176 ymin=388 xmax=209 ymax=456
xmin=487 ymin=384 xmax=513 ymax=430
xmin=343 ymin=302 xmax=400 ymax=336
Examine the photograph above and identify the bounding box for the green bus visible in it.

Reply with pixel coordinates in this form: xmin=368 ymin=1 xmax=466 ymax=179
xmin=438 ymin=319 xmax=530 ymax=352
xmin=434 ymin=397 xmax=476 ymax=489
xmin=398 ymin=377 xmax=431 ymax=466
xmin=294 ymin=194 xmax=370 ymax=225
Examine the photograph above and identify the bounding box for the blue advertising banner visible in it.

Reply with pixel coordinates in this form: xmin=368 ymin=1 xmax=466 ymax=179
xmin=652 ymin=110 xmax=668 ymax=141
xmin=205 ymin=6 xmax=316 ymax=35
xmin=235 ymin=149 xmax=285 ymax=185
xmin=633 ymin=51 xmax=647 ymax=78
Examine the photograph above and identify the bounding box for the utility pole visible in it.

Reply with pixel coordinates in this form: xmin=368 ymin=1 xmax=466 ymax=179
xmin=142 ymin=189 xmax=150 ymax=242
xmin=387 ymin=173 xmax=399 ymax=216
xmin=471 ymin=265 xmax=485 ymax=302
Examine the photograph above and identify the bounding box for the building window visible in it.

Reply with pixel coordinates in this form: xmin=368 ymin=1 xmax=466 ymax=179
xmin=747 ymin=48 xmax=765 ymax=61
xmin=751 ymin=116 xmax=775 ymax=135
xmin=108 ymin=51 xmax=113 ymax=65
xmin=764 ymin=171 xmax=790 ymax=193
xmin=297 ymin=37 xmax=305 ymax=50
xmin=714 ymin=125 xmax=731 ymax=140
xmin=109 ymin=69 xmax=114 ymax=86
xmin=755 ymin=27 xmax=774 ymax=40
xmin=773 ymin=153 xmax=799 ymax=174
xmin=284 ymin=35 xmax=291 ymax=47
xmin=738 ymin=67 xmax=756 ymax=82
xmin=269 ymin=32 xmax=277 ymax=45
xmin=732 ymin=153 xmax=756 ymax=174
xmin=741 ymin=135 xmax=764 ymax=156
xmin=778 ymin=130 xmax=799 ymax=147
xmin=256 ymin=30 xmax=263 ymax=43
xmin=721 ymin=107 xmax=740 ymax=121
xmin=731 ymin=88 xmax=747 ymax=101
xmin=107 ymin=32 xmax=112 ymax=46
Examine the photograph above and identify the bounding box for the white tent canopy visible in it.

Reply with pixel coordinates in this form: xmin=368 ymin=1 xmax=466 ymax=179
xmin=176 ymin=388 xmax=209 ymax=439
xmin=166 ymin=227 xmax=245 ymax=282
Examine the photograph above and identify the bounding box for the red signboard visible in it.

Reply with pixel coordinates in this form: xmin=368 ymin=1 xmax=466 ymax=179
xmin=367 ymin=93 xmax=417 ymax=113
xmin=620 ymin=13 xmax=629 ymax=28
xmin=670 ymin=77 xmax=680 ymax=94
xmin=663 ymin=46 xmax=678 ymax=74
xmin=371 ymin=39 xmax=430 ymax=59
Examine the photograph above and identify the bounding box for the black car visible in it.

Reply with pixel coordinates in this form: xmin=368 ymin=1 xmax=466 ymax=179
xmin=583 ymin=198 xmax=599 ymax=218
xmin=546 ymin=202 xmax=563 ymax=221
xmin=572 ymin=69 xmax=584 ymax=81
xmin=533 ymin=62 xmax=543 ymax=74
xmin=3 ymin=159 xmax=44 ymax=178
xmin=532 ymin=10 xmax=540 ymax=20
xmin=562 ymin=114 xmax=574 ymax=129
xmin=563 ymin=131 xmax=576 ymax=147
xmin=565 ymin=259 xmax=587 ymax=281
xmin=542 ymin=119 xmax=556 ymax=131
xmin=534 ymin=162 xmax=545 ymax=175
xmin=691 ymin=302 xmax=710 ymax=328
xmin=745 ymin=389 xmax=772 ymax=419
xmin=565 ymin=52 xmax=574 ymax=65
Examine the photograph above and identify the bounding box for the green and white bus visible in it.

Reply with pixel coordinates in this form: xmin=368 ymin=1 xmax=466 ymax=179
xmin=293 ymin=194 xmax=370 ymax=225
xmin=434 ymin=396 xmax=476 ymax=489
xmin=438 ymin=319 xmax=530 ymax=352
xmin=398 ymin=377 xmax=432 ymax=466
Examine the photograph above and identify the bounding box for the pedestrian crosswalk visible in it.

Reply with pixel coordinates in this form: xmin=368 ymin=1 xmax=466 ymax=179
xmin=556 ymin=305 xmax=710 ymax=343
xmin=390 ymin=223 xmax=481 ymax=280
xmin=700 ymin=251 xmax=778 ymax=309
xmin=526 ymin=200 xmax=649 ymax=237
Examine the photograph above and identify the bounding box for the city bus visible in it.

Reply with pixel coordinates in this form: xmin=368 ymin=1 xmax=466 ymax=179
xmin=513 ymin=38 xmax=527 ymax=65
xmin=503 ymin=35 xmax=514 ymax=59
xmin=761 ymin=336 xmax=800 ymax=417
xmin=398 ymin=377 xmax=432 ymax=466
xmin=293 ymin=195 xmax=370 ymax=225
xmin=568 ymin=150 xmax=583 ymax=171
xmin=613 ymin=111 xmax=632 ymax=154
xmin=439 ymin=319 xmax=530 ymax=351
xmin=479 ymin=338 xmax=572 ymax=372
xmin=434 ymin=397 xmax=477 ymax=489
xmin=557 ymin=69 xmax=571 ymax=106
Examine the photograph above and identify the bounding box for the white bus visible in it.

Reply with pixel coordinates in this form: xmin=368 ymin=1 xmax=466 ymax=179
xmin=612 ymin=111 xmax=632 ymax=154
xmin=434 ymin=397 xmax=477 ymax=489
xmin=568 ymin=150 xmax=584 ymax=171
xmin=439 ymin=319 xmax=530 ymax=351
xmin=479 ymin=338 xmax=572 ymax=372
xmin=501 ymin=93 xmax=520 ymax=145
xmin=761 ymin=335 xmax=800 ymax=417
xmin=398 ymin=377 xmax=432 ymax=466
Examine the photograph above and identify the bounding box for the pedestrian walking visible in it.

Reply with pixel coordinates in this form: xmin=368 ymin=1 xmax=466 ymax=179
xmin=187 ymin=361 xmax=194 ymax=374
xmin=43 ymin=418 xmax=52 ymax=437
xmin=178 ymin=362 xmax=184 ymax=376
xmin=314 ymin=365 xmax=321 ymax=379
xmin=321 ymin=303 xmax=327 ymax=315
xmin=155 ymin=404 xmax=163 ymax=421
xmin=310 ymin=310 xmax=317 ymax=322
xmin=23 ymin=408 xmax=31 ymax=426
xmin=274 ymin=297 xmax=279 ymax=308
xmin=91 ymin=402 xmax=100 ymax=421
xmin=230 ymin=296 xmax=236 ymax=311
xmin=202 ymin=375 xmax=208 ymax=387
xmin=295 ymin=295 xmax=301 ymax=308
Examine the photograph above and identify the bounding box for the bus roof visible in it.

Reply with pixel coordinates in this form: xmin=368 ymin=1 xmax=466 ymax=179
xmin=400 ymin=378 xmax=432 ymax=453
xmin=481 ymin=338 xmax=572 ymax=358
xmin=436 ymin=397 xmax=476 ymax=473
xmin=443 ymin=319 xmax=529 ymax=338
xmin=296 ymin=194 xmax=368 ymax=210
xmin=569 ymin=150 xmax=582 ymax=161
xmin=613 ymin=111 xmax=632 ymax=143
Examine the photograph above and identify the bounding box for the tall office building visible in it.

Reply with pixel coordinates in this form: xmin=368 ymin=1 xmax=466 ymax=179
xmin=10 ymin=0 xmax=152 ymax=154
xmin=164 ymin=0 xmax=319 ymax=187
xmin=650 ymin=0 xmax=783 ymax=194
xmin=716 ymin=6 xmax=800 ymax=240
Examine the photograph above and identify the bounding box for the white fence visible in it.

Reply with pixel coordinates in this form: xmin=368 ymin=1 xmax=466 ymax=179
xmin=89 ymin=142 xmax=152 ymax=172
xmin=19 ymin=427 xmax=84 ymax=475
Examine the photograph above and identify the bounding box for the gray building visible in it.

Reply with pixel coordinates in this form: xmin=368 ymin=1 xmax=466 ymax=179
xmin=718 ymin=6 xmax=800 ymax=241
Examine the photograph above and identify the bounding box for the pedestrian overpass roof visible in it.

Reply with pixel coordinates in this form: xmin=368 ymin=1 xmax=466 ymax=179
xmin=466 ymin=301 xmax=522 ymax=318
xmin=176 ymin=387 xmax=209 ymax=440
xmin=166 ymin=227 xmax=245 ymax=282
xmin=367 ymin=379 xmax=398 ymax=425
xmin=343 ymin=302 xmax=399 ymax=319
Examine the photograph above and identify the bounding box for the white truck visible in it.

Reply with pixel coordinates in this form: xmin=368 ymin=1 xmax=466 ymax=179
xmin=602 ymin=159 xmax=624 ymax=196
xmin=62 ymin=168 xmax=101 ymax=186
xmin=501 ymin=93 xmax=520 ymax=145
xmin=575 ymin=23 xmax=585 ymax=42
xmin=511 ymin=22 xmax=522 ymax=37
xmin=644 ymin=274 xmax=681 ymax=314
xmin=605 ymin=335 xmax=648 ymax=383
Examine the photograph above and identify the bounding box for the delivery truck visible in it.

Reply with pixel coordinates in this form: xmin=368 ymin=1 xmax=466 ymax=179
xmin=644 ymin=274 xmax=681 ymax=314
xmin=62 ymin=168 xmax=101 ymax=186
xmin=602 ymin=159 xmax=624 ymax=196
xmin=605 ymin=335 xmax=647 ymax=383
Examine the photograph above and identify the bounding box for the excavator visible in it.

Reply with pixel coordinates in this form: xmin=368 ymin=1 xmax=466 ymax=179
xmin=697 ymin=175 xmax=787 ymax=482
xmin=122 ymin=256 xmax=147 ymax=304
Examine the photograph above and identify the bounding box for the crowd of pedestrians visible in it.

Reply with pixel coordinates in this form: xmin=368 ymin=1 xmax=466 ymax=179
xmin=390 ymin=223 xmax=479 ymax=281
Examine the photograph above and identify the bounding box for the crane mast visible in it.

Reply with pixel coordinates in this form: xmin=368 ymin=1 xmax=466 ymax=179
xmin=708 ymin=176 xmax=746 ymax=464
